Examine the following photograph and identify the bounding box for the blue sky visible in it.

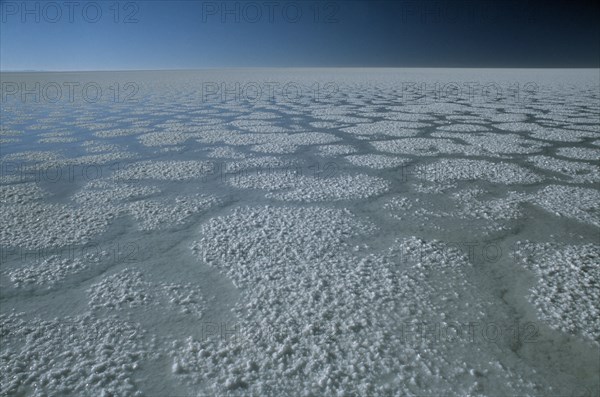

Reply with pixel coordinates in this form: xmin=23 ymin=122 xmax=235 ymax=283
xmin=1 ymin=0 xmax=599 ymax=71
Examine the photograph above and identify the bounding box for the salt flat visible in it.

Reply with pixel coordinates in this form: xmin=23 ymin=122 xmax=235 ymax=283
xmin=1 ymin=68 xmax=599 ymax=396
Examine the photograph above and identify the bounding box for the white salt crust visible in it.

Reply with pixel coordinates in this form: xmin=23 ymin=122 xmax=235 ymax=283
xmin=227 ymin=171 xmax=390 ymax=202
xmin=37 ymin=136 xmax=79 ymax=144
xmin=0 ymin=138 xmax=20 ymax=144
xmin=73 ymin=180 xmax=219 ymax=231
xmin=414 ymin=159 xmax=543 ymax=184
xmin=0 ymin=182 xmax=48 ymax=204
xmin=82 ymin=140 xmax=126 ymax=153
xmin=93 ymin=127 xmax=153 ymax=138
xmin=340 ymin=121 xmax=423 ymax=137
xmin=125 ymin=195 xmax=219 ymax=231
xmin=88 ymin=268 xmax=206 ymax=318
xmin=181 ymin=207 xmax=554 ymax=396
xmin=371 ymin=138 xmax=469 ymax=155
xmin=157 ymin=146 xmax=185 ymax=153
xmin=316 ymin=144 xmax=358 ymax=156
xmin=0 ymin=127 xmax=22 ymax=136
xmin=206 ymin=146 xmax=247 ymax=159
xmin=494 ymin=122 xmax=597 ymax=142
xmin=137 ymin=130 xmax=200 ymax=147
xmin=197 ymin=131 xmax=339 ymax=150
xmin=383 ymin=196 xmax=413 ymax=220
xmin=112 ymin=161 xmax=213 ymax=181
xmin=2 ymin=70 xmax=599 ymax=397
xmin=0 ymin=201 xmax=115 ymax=249
xmin=513 ymin=242 xmax=600 ymax=343
xmin=2 ymin=150 xmax=65 ymax=163
xmin=312 ymin=115 xmax=369 ymax=124
xmin=0 ymin=312 xmax=148 ymax=397
xmin=528 ymin=128 xmax=596 ymax=142
xmin=527 ymin=155 xmax=600 ymax=183
xmin=556 ymin=147 xmax=599 ymax=161
xmin=383 ymin=188 xmax=525 ymax=234
xmin=451 ymin=189 xmax=526 ymax=222
xmin=493 ymin=122 xmax=546 ymax=133
xmin=344 ymin=154 xmax=408 ymax=169
xmin=309 ymin=121 xmax=344 ymax=129
xmin=250 ymin=142 xmax=301 ymax=154
xmin=34 ymin=152 xmax=139 ymax=169
xmin=430 ymin=132 xmax=549 ymax=155
xmin=235 ymin=124 xmax=304 ymax=134
xmin=6 ymin=251 xmax=111 ymax=289
xmin=436 ymin=123 xmax=489 ymax=132
xmin=224 ymin=156 xmax=300 ymax=173
xmin=250 ymin=132 xmax=341 ymax=154
xmin=528 ymin=185 xmax=600 ymax=227
xmin=73 ymin=180 xmax=161 ymax=205
xmin=383 ymin=111 xmax=437 ymax=121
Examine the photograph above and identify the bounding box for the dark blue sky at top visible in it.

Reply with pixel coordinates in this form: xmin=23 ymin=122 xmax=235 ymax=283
xmin=1 ymin=0 xmax=598 ymax=70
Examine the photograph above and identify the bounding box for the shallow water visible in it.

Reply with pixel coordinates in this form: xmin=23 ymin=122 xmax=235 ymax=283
xmin=1 ymin=68 xmax=599 ymax=397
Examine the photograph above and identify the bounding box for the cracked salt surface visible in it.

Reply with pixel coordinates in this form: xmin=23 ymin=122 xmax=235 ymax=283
xmin=344 ymin=154 xmax=408 ymax=169
xmin=316 ymin=144 xmax=357 ymax=156
xmin=126 ymin=195 xmax=220 ymax=231
xmin=6 ymin=251 xmax=112 ymax=289
xmin=1 ymin=69 xmax=599 ymax=397
xmin=416 ymin=158 xmax=543 ymax=184
xmin=430 ymin=132 xmax=550 ymax=155
xmin=556 ymin=147 xmax=600 ymax=161
xmin=527 ymin=155 xmax=600 ymax=183
xmin=513 ymin=242 xmax=600 ymax=343
xmin=1 ymin=312 xmax=149 ymax=397
xmin=0 ymin=200 xmax=116 ymax=249
xmin=227 ymin=172 xmax=390 ymax=202
xmin=371 ymin=137 xmax=471 ymax=155
xmin=88 ymin=269 xmax=206 ymax=318
xmin=528 ymin=185 xmax=600 ymax=227
xmin=112 ymin=160 xmax=213 ymax=181
xmin=340 ymin=120 xmax=423 ymax=137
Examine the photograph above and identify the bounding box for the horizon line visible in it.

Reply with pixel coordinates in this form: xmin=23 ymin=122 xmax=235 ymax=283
xmin=2 ymin=66 xmax=600 ymax=73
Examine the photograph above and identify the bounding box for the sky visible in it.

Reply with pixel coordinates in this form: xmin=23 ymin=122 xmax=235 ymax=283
xmin=1 ymin=0 xmax=599 ymax=71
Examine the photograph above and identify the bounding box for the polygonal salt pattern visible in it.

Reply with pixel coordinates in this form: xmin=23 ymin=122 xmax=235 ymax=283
xmin=344 ymin=154 xmax=409 ymax=169
xmin=88 ymin=268 xmax=206 ymax=318
xmin=414 ymin=159 xmax=543 ymax=184
xmin=556 ymin=147 xmax=599 ymax=161
xmin=0 ymin=183 xmax=48 ymax=204
xmin=528 ymin=185 xmax=600 ymax=227
xmin=227 ymin=171 xmax=390 ymax=202
xmin=430 ymin=132 xmax=550 ymax=155
xmin=316 ymin=144 xmax=358 ymax=156
xmin=0 ymin=201 xmax=116 ymax=249
xmin=6 ymin=251 xmax=112 ymax=289
xmin=2 ymin=69 xmax=599 ymax=397
xmin=0 ymin=313 xmax=149 ymax=397
xmin=112 ymin=160 xmax=214 ymax=181
xmin=527 ymin=155 xmax=600 ymax=183
xmin=371 ymin=138 xmax=470 ymax=155
xmin=340 ymin=120 xmax=423 ymax=137
xmin=513 ymin=242 xmax=600 ymax=343
xmin=184 ymin=210 xmax=558 ymax=396
xmin=125 ymin=194 xmax=219 ymax=231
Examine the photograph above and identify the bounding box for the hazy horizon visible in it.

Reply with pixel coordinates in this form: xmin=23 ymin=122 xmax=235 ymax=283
xmin=3 ymin=66 xmax=600 ymax=73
